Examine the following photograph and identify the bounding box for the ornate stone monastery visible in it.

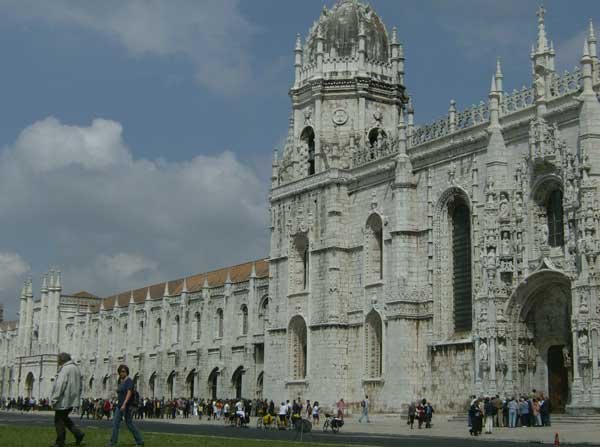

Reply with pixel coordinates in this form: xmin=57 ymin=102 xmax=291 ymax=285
xmin=2 ymin=1 xmax=600 ymax=413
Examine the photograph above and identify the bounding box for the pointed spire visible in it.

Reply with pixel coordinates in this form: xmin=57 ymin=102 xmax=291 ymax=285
xmin=391 ymin=26 xmax=398 ymax=45
xmin=163 ymin=281 xmax=170 ymax=297
xmin=397 ymin=109 xmax=407 ymax=154
xmin=490 ymin=75 xmax=497 ymax=95
xmin=295 ymin=33 xmax=302 ymax=51
xmin=49 ymin=270 xmax=55 ymax=291
xmin=250 ymin=261 xmax=257 ymax=279
xmin=26 ymin=278 xmax=33 ymax=298
xmin=145 ymin=287 xmax=151 ymax=301
xmin=20 ymin=281 xmax=26 ymax=300
xmin=182 ymin=277 xmax=188 ymax=293
xmin=496 ymin=58 xmax=503 ymax=78
xmin=129 ymin=290 xmax=135 ymax=305
xmin=583 ymin=39 xmax=591 ymax=58
xmin=203 ymin=277 xmax=209 ymax=289
xmin=536 ymin=5 xmax=548 ymax=52
xmin=225 ymin=270 xmax=232 ymax=285
xmin=589 ymin=19 xmax=597 ymax=43
xmin=41 ymin=273 xmax=48 ymax=293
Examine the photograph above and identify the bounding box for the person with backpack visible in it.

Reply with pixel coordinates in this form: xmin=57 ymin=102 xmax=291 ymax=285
xmin=358 ymin=395 xmax=370 ymax=423
xmin=108 ymin=364 xmax=144 ymax=447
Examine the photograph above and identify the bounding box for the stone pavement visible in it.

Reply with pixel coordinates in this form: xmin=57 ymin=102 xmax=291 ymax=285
xmin=4 ymin=411 xmax=599 ymax=445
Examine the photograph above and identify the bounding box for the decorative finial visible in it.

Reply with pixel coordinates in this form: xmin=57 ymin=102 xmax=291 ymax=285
xmin=145 ymin=287 xmax=151 ymax=301
xmin=295 ymin=33 xmax=302 ymax=51
xmin=358 ymin=18 xmax=366 ymax=37
xmin=449 ymin=99 xmax=456 ymax=112
xmin=496 ymin=58 xmax=503 ymax=77
xmin=55 ymin=270 xmax=61 ymax=290
xmin=583 ymin=39 xmax=591 ymax=58
xmin=589 ymin=19 xmax=597 ymax=43
xmin=182 ymin=277 xmax=188 ymax=293
xmin=391 ymin=26 xmax=398 ymax=45
xmin=490 ymin=75 xmax=497 ymax=95
xmin=129 ymin=290 xmax=135 ymax=305
xmin=536 ymin=5 xmax=548 ymax=52
xmin=163 ymin=281 xmax=170 ymax=297
xmin=203 ymin=277 xmax=209 ymax=289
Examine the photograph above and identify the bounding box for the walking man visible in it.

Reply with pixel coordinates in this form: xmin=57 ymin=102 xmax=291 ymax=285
xmin=358 ymin=395 xmax=370 ymax=423
xmin=50 ymin=352 xmax=85 ymax=447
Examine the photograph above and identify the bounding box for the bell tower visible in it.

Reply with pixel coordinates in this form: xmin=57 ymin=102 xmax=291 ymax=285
xmin=266 ymin=0 xmax=410 ymax=405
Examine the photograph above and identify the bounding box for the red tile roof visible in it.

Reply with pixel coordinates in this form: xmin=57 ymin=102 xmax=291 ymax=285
xmin=98 ymin=258 xmax=268 ymax=311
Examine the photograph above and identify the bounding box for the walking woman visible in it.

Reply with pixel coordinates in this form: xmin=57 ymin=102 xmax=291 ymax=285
xmin=108 ymin=364 xmax=144 ymax=446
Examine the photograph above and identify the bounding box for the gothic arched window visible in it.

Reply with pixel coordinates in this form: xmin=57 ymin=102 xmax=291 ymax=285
xmin=193 ymin=312 xmax=201 ymax=341
xmin=365 ymin=311 xmax=383 ymax=378
xmin=156 ymin=318 xmax=162 ymax=346
xmin=292 ymin=235 xmax=309 ymax=292
xmin=173 ymin=315 xmax=180 ymax=344
xmin=288 ymin=316 xmax=307 ymax=380
xmin=451 ymin=200 xmax=472 ymax=332
xmin=301 ymin=127 xmax=315 ymax=176
xmin=216 ymin=308 xmax=224 ymax=338
xmin=546 ymin=189 xmax=564 ymax=247
xmin=366 ymin=214 xmax=383 ymax=282
xmin=241 ymin=305 xmax=248 ymax=336
xmin=139 ymin=320 xmax=144 ymax=348
xmin=258 ymin=297 xmax=269 ymax=333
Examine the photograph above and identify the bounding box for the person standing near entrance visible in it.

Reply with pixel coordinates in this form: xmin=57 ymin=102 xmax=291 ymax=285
xmin=108 ymin=364 xmax=144 ymax=447
xmin=358 ymin=395 xmax=370 ymax=423
xmin=50 ymin=352 xmax=85 ymax=447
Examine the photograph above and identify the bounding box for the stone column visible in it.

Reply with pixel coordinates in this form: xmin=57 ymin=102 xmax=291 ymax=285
xmin=591 ymin=328 xmax=600 ymax=406
xmin=572 ymin=327 xmax=582 ymax=403
xmin=474 ymin=336 xmax=481 ymax=392
xmin=489 ymin=336 xmax=497 ymax=394
xmin=314 ymin=97 xmax=323 ymax=172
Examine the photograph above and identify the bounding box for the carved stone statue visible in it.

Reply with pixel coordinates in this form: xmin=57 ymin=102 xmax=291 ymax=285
xmin=539 ymin=221 xmax=549 ymax=246
xmin=579 ymin=289 xmax=589 ymax=314
xmin=497 ymin=341 xmax=507 ymax=365
xmin=528 ymin=342 xmax=537 ymax=367
xmin=514 ymin=192 xmax=524 ymax=219
xmin=534 ymin=72 xmax=546 ymax=100
xmin=578 ymin=332 xmax=589 ymax=358
xmin=562 ymin=346 xmax=571 ymax=368
xmin=479 ymin=341 xmax=488 ymax=362
xmin=497 ymin=305 xmax=506 ymax=322
xmin=498 ymin=192 xmax=510 ymax=222
xmin=518 ymin=343 xmax=526 ymax=363
xmin=501 ymin=232 xmax=511 ymax=257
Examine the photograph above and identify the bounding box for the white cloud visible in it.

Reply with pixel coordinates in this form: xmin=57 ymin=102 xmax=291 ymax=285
xmin=13 ymin=117 xmax=131 ymax=173
xmin=0 ymin=253 xmax=30 ymax=287
xmin=0 ymin=0 xmax=256 ymax=94
xmin=0 ymin=117 xmax=269 ymax=318
xmin=0 ymin=253 xmax=30 ymax=320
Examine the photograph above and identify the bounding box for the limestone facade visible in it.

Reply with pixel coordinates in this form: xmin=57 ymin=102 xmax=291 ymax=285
xmin=2 ymin=1 xmax=600 ymax=413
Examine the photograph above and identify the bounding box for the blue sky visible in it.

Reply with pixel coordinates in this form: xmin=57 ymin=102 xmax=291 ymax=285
xmin=0 ymin=0 xmax=597 ymax=320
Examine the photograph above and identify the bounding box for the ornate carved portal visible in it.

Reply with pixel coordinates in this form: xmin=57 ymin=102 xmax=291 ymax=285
xmin=507 ymin=271 xmax=572 ymax=411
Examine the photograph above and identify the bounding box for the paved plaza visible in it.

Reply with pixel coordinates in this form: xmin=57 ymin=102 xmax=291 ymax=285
xmin=1 ymin=410 xmax=598 ymax=446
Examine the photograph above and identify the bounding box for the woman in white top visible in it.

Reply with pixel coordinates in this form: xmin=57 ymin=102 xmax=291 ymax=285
xmin=312 ymin=402 xmax=319 ymax=425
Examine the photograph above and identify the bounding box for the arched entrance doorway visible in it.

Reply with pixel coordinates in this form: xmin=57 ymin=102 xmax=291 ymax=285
xmin=256 ymin=372 xmax=264 ymax=399
xmin=186 ymin=369 xmax=196 ymax=399
xmin=208 ymin=368 xmax=219 ymax=400
xmin=149 ymin=372 xmax=157 ymax=399
xmin=167 ymin=371 xmax=176 ymax=400
xmin=231 ymin=366 xmax=244 ymax=399
xmin=24 ymin=372 xmax=34 ymax=398
xmin=508 ymin=268 xmax=572 ymax=412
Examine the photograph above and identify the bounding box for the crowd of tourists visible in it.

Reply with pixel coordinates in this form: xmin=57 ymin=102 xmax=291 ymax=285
xmin=467 ymin=392 xmax=552 ymax=436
